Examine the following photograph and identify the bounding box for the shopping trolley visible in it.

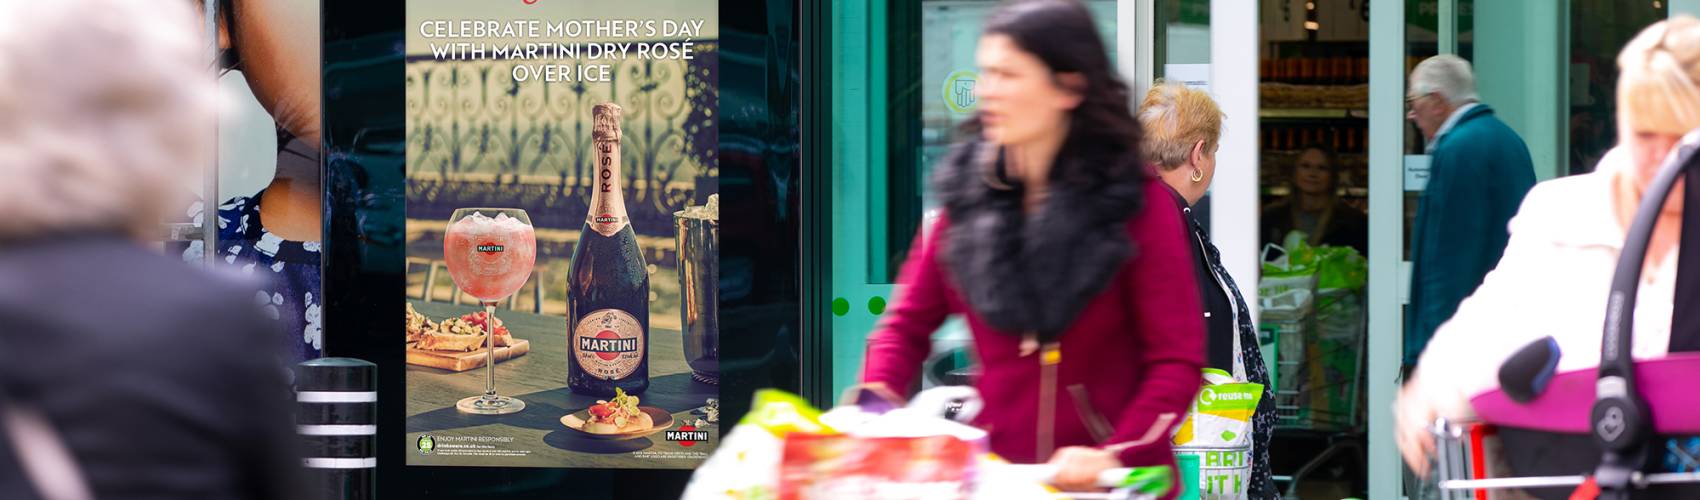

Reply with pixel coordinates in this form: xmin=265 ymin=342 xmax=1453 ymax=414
xmin=1426 ymin=130 xmax=1700 ymax=499
xmin=1261 ymin=264 xmax=1368 ymax=498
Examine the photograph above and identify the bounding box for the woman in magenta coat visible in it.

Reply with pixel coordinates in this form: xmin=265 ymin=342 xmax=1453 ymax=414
xmin=861 ymin=0 xmax=1205 ymax=493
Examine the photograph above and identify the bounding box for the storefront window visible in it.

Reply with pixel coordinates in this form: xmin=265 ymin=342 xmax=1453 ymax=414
xmin=1569 ymin=0 xmax=1669 ymax=175
xmin=875 ymin=0 xmax=1117 ymax=283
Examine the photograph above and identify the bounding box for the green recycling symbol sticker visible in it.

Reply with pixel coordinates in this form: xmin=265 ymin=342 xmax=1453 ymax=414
xmin=942 ymin=70 xmax=979 ymax=114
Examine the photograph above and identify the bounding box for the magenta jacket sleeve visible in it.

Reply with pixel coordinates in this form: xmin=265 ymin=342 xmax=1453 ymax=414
xmin=861 ymin=220 xmax=952 ymax=395
xmin=1102 ymin=183 xmax=1206 ymax=466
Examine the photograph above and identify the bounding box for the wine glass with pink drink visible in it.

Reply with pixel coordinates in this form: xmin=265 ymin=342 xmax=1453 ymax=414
xmin=443 ymin=208 xmax=537 ymax=415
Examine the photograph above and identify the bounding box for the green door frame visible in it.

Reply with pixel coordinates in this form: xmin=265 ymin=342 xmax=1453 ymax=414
xmin=821 ymin=0 xmax=899 ymax=402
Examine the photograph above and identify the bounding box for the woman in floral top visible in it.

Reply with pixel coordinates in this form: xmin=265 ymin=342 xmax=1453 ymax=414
xmin=180 ymin=136 xmax=323 ymax=363
xmin=180 ymin=0 xmax=325 ymax=364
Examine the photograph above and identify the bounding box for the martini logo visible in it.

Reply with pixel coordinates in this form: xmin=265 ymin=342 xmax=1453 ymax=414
xmin=942 ymin=70 xmax=979 ymax=114
xmin=522 ymin=0 xmax=539 ymax=4
xmin=573 ymin=309 xmax=645 ymax=379
xmin=666 ymin=425 xmax=709 ymax=447
xmin=476 ymin=244 xmax=505 ymax=253
xmin=417 ymin=435 xmax=436 ymax=455
xmin=594 ymin=214 xmax=620 ymax=224
xmin=579 ymin=334 xmax=639 ymax=361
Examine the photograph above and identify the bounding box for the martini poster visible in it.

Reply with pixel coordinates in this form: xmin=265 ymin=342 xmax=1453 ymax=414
xmin=403 ymin=0 xmax=719 ymax=469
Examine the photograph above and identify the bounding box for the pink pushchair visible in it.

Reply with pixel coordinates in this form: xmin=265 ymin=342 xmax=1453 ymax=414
xmin=1430 ymin=133 xmax=1700 ymax=499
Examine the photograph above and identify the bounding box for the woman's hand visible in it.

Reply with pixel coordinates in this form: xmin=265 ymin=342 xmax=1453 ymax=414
xmin=1394 ymin=376 xmax=1438 ymax=478
xmin=1047 ymin=446 xmax=1121 ymax=492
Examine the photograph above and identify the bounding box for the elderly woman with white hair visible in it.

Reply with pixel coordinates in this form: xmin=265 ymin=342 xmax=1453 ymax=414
xmin=0 ymin=1 xmax=302 ymax=498
xmin=1138 ymin=81 xmax=1278 ymax=499
xmin=1396 ymin=17 xmax=1700 ymax=498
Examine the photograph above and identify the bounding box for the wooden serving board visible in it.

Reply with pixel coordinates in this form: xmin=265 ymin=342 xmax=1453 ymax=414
xmin=406 ymin=339 xmax=530 ymax=372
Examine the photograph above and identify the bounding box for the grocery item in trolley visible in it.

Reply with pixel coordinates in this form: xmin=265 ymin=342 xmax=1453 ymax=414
xmin=682 ymin=387 xmax=1175 ymax=499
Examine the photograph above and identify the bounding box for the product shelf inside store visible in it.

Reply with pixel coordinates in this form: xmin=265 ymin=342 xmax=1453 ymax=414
xmin=1259 ymin=108 xmax=1368 ymax=119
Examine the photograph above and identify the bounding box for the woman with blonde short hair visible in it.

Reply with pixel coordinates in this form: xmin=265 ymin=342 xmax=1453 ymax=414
xmin=1139 ymin=81 xmax=1278 ymax=499
xmin=1396 ymin=17 xmax=1700 ymax=498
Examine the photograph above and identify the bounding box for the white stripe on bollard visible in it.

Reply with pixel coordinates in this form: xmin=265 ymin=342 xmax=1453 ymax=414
xmin=297 ymin=425 xmax=378 ymax=436
xmin=296 ymin=391 xmax=378 ymax=403
xmin=302 ymin=457 xmax=377 ymax=469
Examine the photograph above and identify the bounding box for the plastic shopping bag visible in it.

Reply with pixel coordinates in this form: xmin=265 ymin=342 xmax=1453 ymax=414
xmin=779 ymin=386 xmax=989 ymax=500
xmin=1258 ymin=234 xmax=1319 ymax=318
xmin=685 ymin=386 xmax=989 ymax=500
xmin=1172 ymin=369 xmax=1265 ymax=500
xmin=779 ymin=432 xmax=978 ymax=500
xmin=681 ymin=390 xmax=835 ymax=500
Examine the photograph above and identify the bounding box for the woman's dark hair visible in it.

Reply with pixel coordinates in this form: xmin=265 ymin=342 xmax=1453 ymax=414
xmin=964 ymin=0 xmax=1145 ymax=186
xmin=205 ymin=0 xmax=241 ymax=73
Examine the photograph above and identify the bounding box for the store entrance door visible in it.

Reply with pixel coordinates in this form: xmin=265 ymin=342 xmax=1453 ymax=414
xmin=823 ymin=0 xmax=1155 ymax=399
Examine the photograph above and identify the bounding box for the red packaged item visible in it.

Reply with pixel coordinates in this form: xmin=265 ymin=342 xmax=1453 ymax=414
xmin=778 ymin=433 xmax=976 ymax=500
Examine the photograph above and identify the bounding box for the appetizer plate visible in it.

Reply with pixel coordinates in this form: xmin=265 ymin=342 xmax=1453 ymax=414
xmin=559 ymin=406 xmax=674 ymax=440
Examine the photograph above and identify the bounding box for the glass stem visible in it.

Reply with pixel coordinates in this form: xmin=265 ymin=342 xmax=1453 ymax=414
xmin=483 ymin=302 xmax=498 ymax=398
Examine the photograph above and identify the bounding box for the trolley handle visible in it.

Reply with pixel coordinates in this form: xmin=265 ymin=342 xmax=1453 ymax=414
xmin=1427 ymin=418 xmax=1700 ymax=494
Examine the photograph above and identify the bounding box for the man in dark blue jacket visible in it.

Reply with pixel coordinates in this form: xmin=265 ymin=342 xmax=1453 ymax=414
xmin=1404 ymin=55 xmax=1537 ymax=366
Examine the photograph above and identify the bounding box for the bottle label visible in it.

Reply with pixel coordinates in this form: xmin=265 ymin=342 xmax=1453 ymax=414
xmin=588 ymin=141 xmax=629 ymax=237
xmin=573 ymin=308 xmax=644 ymax=380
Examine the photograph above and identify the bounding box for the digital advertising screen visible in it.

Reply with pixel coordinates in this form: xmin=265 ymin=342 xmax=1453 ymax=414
xmin=403 ymin=0 xmax=719 ymax=469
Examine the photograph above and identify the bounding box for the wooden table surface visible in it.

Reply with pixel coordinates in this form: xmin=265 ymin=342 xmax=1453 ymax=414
xmin=405 ymin=301 xmax=719 ymax=469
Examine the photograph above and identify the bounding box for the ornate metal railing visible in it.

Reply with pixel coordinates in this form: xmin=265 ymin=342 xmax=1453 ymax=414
xmin=406 ymin=174 xmax=693 ymax=236
xmin=404 ymin=40 xmax=718 ymax=238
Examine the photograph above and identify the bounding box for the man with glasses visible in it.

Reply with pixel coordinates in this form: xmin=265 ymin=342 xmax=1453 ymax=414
xmin=1403 ymin=54 xmax=1537 ymax=368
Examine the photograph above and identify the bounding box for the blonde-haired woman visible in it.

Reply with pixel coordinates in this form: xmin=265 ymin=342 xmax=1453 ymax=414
xmin=0 ymin=1 xmax=302 ymax=498
xmin=1396 ymin=17 xmax=1700 ymax=497
xmin=1139 ymin=81 xmax=1278 ymax=499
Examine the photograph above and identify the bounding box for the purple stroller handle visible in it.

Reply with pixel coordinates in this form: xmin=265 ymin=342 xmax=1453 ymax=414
xmin=1471 ymin=352 xmax=1700 ymax=434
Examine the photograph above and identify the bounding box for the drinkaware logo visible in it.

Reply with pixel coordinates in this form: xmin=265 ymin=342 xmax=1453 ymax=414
xmin=666 ymin=425 xmax=710 ymax=447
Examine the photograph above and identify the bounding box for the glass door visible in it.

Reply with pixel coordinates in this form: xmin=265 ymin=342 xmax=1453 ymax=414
xmin=1372 ymin=1 xmax=1668 ymax=497
xmin=825 ymin=0 xmax=1135 ymax=397
xmin=1257 ymin=1 xmax=1372 ymax=497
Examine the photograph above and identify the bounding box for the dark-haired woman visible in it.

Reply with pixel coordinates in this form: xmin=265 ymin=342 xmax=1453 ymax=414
xmin=860 ymin=0 xmax=1205 ymax=494
xmin=1260 ymin=146 xmax=1368 ymax=254
xmin=175 ymin=0 xmax=326 ymax=364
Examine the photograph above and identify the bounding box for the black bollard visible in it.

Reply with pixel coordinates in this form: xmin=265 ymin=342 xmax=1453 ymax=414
xmin=295 ymin=357 xmax=377 ymax=500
